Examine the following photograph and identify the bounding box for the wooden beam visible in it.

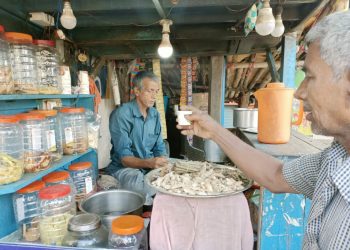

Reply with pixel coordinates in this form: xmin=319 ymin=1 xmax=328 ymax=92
xmin=209 ymin=56 xmax=226 ymax=125
xmin=227 ymin=61 xmax=304 ymax=69
xmin=152 ymin=0 xmax=166 ymax=18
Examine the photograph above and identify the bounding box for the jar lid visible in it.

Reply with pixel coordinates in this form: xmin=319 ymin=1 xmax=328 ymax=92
xmin=17 ymin=180 xmax=45 ymax=194
xmin=111 ymin=215 xmax=144 ymax=235
xmin=29 ymin=109 xmax=58 ymax=117
xmin=38 ymin=184 xmax=71 ymax=200
xmin=4 ymin=32 xmax=33 ymax=43
xmin=0 ymin=25 xmax=4 ymax=33
xmin=60 ymin=107 xmax=85 ymax=114
xmin=68 ymin=213 xmax=101 ymax=232
xmin=69 ymin=162 xmax=92 ymax=171
xmin=33 ymin=39 xmax=55 ymax=47
xmin=0 ymin=115 xmax=19 ymax=123
xmin=18 ymin=113 xmax=45 ymax=121
xmin=42 ymin=171 xmax=70 ymax=183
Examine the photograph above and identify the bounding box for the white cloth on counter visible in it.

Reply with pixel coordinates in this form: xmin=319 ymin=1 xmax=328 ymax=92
xmin=150 ymin=192 xmax=253 ymax=250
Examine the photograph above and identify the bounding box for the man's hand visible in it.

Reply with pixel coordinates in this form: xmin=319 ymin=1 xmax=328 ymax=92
xmin=147 ymin=157 xmax=168 ymax=169
xmin=176 ymin=106 xmax=221 ymax=140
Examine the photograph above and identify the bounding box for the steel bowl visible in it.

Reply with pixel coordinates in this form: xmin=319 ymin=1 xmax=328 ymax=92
xmin=79 ymin=189 xmax=145 ymax=229
xmin=233 ymin=108 xmax=258 ymax=129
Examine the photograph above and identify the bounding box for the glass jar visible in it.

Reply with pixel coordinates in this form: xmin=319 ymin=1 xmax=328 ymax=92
xmin=68 ymin=162 xmax=96 ymax=202
xmin=60 ymin=107 xmax=88 ymax=155
xmin=42 ymin=171 xmax=76 ymax=195
xmin=19 ymin=113 xmax=51 ymax=173
xmin=29 ymin=110 xmax=63 ymax=161
xmin=0 ymin=25 xmax=12 ymax=94
xmin=108 ymin=215 xmax=144 ymax=249
xmin=13 ymin=180 xmax=46 ymax=242
xmin=33 ymin=40 xmax=61 ymax=94
xmin=0 ymin=115 xmax=24 ymax=185
xmin=38 ymin=184 xmax=76 ymax=246
xmin=62 ymin=213 xmax=108 ymax=248
xmin=5 ymin=32 xmax=38 ymax=94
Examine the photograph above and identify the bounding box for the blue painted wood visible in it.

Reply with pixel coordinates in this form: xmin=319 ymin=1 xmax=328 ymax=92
xmin=0 ymin=149 xmax=93 ymax=195
xmin=0 ymin=94 xmax=94 ymax=100
xmin=280 ymin=33 xmax=297 ymax=88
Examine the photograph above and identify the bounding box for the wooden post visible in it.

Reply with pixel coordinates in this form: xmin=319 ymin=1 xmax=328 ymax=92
xmin=266 ymin=49 xmax=280 ymax=82
xmin=280 ymin=32 xmax=297 ymax=88
xmin=209 ymin=56 xmax=226 ymax=125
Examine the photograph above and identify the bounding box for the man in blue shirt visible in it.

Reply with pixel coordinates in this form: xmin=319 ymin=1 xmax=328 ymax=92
xmin=106 ymin=71 xmax=168 ymax=200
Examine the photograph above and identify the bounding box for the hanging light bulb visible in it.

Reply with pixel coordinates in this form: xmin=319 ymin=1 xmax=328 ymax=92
xmin=271 ymin=6 xmax=285 ymax=37
xmin=255 ymin=0 xmax=275 ymax=36
xmin=158 ymin=19 xmax=173 ymax=58
xmin=60 ymin=0 xmax=77 ymax=30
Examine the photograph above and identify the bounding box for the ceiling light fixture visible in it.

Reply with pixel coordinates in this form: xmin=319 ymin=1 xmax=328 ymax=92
xmin=158 ymin=19 xmax=173 ymax=59
xmin=60 ymin=0 xmax=77 ymax=30
xmin=271 ymin=6 xmax=285 ymax=37
xmin=255 ymin=0 xmax=275 ymax=36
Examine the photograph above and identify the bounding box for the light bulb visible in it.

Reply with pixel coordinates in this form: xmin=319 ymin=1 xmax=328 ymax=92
xmin=158 ymin=33 xmax=173 ymax=58
xmin=271 ymin=14 xmax=285 ymax=37
xmin=255 ymin=0 xmax=275 ymax=36
xmin=60 ymin=1 xmax=77 ymax=29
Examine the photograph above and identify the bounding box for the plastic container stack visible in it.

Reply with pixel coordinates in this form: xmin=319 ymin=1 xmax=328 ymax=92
xmin=68 ymin=162 xmax=96 ymax=202
xmin=0 ymin=25 xmax=12 ymax=94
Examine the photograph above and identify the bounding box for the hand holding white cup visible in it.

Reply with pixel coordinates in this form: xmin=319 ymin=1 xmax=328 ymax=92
xmin=177 ymin=110 xmax=192 ymax=126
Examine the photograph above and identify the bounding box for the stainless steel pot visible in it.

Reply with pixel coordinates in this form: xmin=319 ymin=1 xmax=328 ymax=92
xmin=79 ymin=190 xmax=145 ymax=229
xmin=204 ymin=139 xmax=227 ymax=163
xmin=233 ymin=108 xmax=258 ymax=129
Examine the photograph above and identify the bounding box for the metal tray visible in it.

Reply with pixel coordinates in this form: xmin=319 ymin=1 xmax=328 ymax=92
xmin=145 ymin=160 xmax=253 ymax=198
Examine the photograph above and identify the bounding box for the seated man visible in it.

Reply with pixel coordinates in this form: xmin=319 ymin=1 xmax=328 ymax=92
xmin=106 ymin=71 xmax=168 ymax=201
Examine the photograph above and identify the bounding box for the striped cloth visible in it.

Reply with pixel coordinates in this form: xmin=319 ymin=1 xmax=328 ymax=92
xmin=283 ymin=141 xmax=350 ymax=250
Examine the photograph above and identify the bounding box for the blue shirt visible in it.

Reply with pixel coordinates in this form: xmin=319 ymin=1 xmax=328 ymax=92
xmin=106 ymin=100 xmax=166 ymax=174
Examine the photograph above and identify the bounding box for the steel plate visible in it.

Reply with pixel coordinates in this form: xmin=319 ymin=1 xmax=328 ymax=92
xmin=145 ymin=160 xmax=253 ymax=198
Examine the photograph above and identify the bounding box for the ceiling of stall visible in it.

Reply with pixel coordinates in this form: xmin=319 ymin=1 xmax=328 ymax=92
xmin=0 ymin=0 xmax=322 ymax=58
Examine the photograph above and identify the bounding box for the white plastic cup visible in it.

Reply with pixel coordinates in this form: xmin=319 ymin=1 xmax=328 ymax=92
xmin=177 ymin=111 xmax=192 ymax=126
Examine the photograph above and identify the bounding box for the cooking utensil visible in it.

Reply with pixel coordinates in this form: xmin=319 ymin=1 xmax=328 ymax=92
xmin=233 ymin=108 xmax=258 ymax=129
xmin=79 ymin=190 xmax=145 ymax=229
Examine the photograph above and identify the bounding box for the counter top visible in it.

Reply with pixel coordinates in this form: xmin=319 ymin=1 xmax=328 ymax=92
xmin=241 ymin=130 xmax=333 ymax=158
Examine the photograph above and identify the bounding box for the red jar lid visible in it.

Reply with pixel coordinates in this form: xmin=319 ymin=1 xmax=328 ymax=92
xmin=29 ymin=109 xmax=58 ymax=117
xmin=60 ymin=107 xmax=85 ymax=114
xmin=39 ymin=184 xmax=71 ymax=200
xmin=0 ymin=115 xmax=19 ymax=123
xmin=17 ymin=181 xmax=45 ymax=194
xmin=33 ymin=39 xmax=55 ymax=47
xmin=111 ymin=215 xmax=144 ymax=235
xmin=17 ymin=113 xmax=45 ymax=121
xmin=69 ymin=162 xmax=92 ymax=171
xmin=4 ymin=32 xmax=33 ymax=43
xmin=0 ymin=25 xmax=5 ymax=34
xmin=42 ymin=171 xmax=70 ymax=183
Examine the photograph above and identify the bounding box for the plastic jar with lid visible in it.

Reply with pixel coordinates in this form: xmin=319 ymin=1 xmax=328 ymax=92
xmin=18 ymin=113 xmax=51 ymax=173
xmin=42 ymin=171 xmax=76 ymax=195
xmin=0 ymin=115 xmax=24 ymax=185
xmin=62 ymin=213 xmax=108 ymax=248
xmin=0 ymin=25 xmax=12 ymax=94
xmin=5 ymin=32 xmax=38 ymax=94
xmin=33 ymin=40 xmax=61 ymax=94
xmin=60 ymin=107 xmax=88 ymax=155
xmin=68 ymin=162 xmax=96 ymax=202
xmin=38 ymin=184 xmax=76 ymax=246
xmin=108 ymin=215 xmax=145 ymax=249
xmin=29 ymin=110 xmax=63 ymax=161
xmin=13 ymin=180 xmax=46 ymax=242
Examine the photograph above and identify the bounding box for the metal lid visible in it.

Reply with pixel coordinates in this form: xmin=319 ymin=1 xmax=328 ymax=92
xmin=68 ymin=213 xmax=101 ymax=232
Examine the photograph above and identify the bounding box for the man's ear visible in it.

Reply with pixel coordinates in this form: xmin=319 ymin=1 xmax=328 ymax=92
xmin=134 ymin=87 xmax=140 ymax=96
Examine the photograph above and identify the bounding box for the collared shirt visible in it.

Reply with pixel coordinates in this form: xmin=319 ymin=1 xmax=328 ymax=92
xmin=283 ymin=141 xmax=350 ymax=250
xmin=106 ymin=100 xmax=166 ymax=174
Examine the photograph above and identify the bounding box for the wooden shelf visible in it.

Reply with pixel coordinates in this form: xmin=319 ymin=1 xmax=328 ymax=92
xmin=0 ymin=148 xmax=93 ymax=195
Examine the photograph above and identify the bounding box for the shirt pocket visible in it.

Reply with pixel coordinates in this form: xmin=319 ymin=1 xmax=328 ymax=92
xmin=147 ymin=133 xmax=159 ymax=149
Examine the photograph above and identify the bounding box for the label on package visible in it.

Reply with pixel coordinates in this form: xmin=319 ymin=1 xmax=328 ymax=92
xmin=16 ymin=197 xmax=25 ymax=222
xmin=31 ymin=128 xmax=42 ymax=151
xmin=85 ymin=176 xmax=93 ymax=194
xmin=64 ymin=127 xmax=74 ymax=144
xmin=46 ymin=130 xmax=57 ymax=151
